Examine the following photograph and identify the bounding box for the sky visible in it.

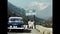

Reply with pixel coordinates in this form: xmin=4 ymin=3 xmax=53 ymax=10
xmin=8 ymin=0 xmax=52 ymax=9
xmin=8 ymin=0 xmax=52 ymax=19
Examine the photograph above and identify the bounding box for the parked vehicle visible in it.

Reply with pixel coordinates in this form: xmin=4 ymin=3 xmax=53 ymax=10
xmin=8 ymin=17 xmax=25 ymax=32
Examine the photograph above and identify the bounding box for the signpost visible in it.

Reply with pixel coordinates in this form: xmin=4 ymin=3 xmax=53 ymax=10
xmin=26 ymin=10 xmax=36 ymax=16
xmin=26 ymin=10 xmax=36 ymax=20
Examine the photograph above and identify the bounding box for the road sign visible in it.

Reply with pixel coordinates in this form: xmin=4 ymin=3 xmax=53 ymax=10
xmin=26 ymin=10 xmax=36 ymax=16
xmin=26 ymin=12 xmax=36 ymax=16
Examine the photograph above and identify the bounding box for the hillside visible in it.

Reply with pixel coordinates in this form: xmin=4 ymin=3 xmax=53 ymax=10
xmin=40 ymin=17 xmax=53 ymax=28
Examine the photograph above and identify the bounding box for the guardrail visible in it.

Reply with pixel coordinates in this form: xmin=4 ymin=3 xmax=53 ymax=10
xmin=36 ymin=25 xmax=52 ymax=34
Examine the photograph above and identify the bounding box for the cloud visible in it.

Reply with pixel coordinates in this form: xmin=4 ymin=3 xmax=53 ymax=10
xmin=27 ymin=2 xmax=49 ymax=10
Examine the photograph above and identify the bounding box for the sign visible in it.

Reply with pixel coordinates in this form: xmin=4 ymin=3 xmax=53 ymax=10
xmin=26 ymin=12 xmax=36 ymax=16
xmin=26 ymin=10 xmax=36 ymax=16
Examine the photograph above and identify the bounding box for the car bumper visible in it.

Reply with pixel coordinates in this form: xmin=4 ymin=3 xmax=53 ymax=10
xmin=8 ymin=27 xmax=25 ymax=32
xmin=8 ymin=27 xmax=24 ymax=29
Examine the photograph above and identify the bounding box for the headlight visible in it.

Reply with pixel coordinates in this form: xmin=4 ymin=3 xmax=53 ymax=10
xmin=15 ymin=26 xmax=17 ymax=27
xmin=13 ymin=26 xmax=17 ymax=28
xmin=10 ymin=26 xmax=12 ymax=28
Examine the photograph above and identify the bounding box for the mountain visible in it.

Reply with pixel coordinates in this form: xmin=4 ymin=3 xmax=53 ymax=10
xmin=8 ymin=2 xmax=26 ymax=16
xmin=26 ymin=2 xmax=52 ymax=20
xmin=42 ymin=17 xmax=52 ymax=28
xmin=35 ymin=5 xmax=52 ymax=20
xmin=8 ymin=2 xmax=28 ymax=24
xmin=34 ymin=16 xmax=52 ymax=28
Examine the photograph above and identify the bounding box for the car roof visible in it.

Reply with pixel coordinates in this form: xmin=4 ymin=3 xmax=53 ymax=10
xmin=9 ymin=17 xmax=23 ymax=19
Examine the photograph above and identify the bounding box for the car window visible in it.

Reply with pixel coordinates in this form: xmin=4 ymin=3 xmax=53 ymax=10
xmin=10 ymin=18 xmax=23 ymax=21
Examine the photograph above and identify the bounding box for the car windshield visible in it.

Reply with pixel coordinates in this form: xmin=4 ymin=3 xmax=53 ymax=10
xmin=10 ymin=18 xmax=22 ymax=21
